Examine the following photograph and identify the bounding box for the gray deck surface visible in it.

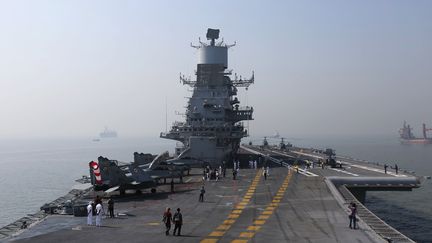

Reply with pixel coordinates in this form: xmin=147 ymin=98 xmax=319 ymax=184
xmin=9 ymin=165 xmax=382 ymax=243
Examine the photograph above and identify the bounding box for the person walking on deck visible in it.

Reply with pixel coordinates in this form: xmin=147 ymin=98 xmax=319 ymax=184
xmin=162 ymin=208 xmax=172 ymax=235
xmin=384 ymin=164 xmax=388 ymax=174
xmin=173 ymin=208 xmax=183 ymax=236
xmin=348 ymin=202 xmax=357 ymax=229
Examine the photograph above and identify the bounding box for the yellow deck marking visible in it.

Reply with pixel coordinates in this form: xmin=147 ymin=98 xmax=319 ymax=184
xmin=209 ymin=231 xmax=225 ymax=237
xmin=253 ymin=220 xmax=266 ymax=225
xmin=228 ymin=214 xmax=239 ymax=219
xmin=247 ymin=225 xmax=261 ymax=231
xmin=217 ymin=224 xmax=231 ymax=230
xmin=231 ymin=171 xmax=293 ymax=242
xmin=146 ymin=222 xmax=160 ymax=225
xmin=258 ymin=215 xmax=270 ymax=220
xmin=201 ymin=239 xmax=219 ymax=243
xmin=231 ymin=240 xmax=248 ymax=243
xmin=224 ymin=219 xmax=235 ymax=224
xmin=239 ymin=232 xmax=255 ymax=238
xmin=202 ymin=169 xmax=264 ymax=242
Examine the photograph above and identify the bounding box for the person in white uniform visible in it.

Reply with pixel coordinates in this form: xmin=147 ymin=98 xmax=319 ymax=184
xmin=95 ymin=203 xmax=103 ymax=227
xmin=87 ymin=202 xmax=93 ymax=226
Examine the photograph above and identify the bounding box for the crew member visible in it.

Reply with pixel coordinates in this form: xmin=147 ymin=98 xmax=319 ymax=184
xmin=173 ymin=208 xmax=183 ymax=236
xmin=95 ymin=202 xmax=103 ymax=227
xmin=348 ymin=202 xmax=357 ymax=229
xmin=163 ymin=208 xmax=172 ymax=235
xmin=199 ymin=186 xmax=205 ymax=202
xmin=108 ymin=197 xmax=114 ymax=218
xmin=171 ymin=179 xmax=175 ymax=193
xmin=87 ymin=202 xmax=93 ymax=225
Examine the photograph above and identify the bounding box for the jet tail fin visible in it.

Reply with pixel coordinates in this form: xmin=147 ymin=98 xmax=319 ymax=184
xmin=89 ymin=161 xmax=102 ymax=185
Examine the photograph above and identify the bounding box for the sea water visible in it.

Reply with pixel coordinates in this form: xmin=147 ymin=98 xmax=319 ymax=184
xmin=0 ymin=137 xmax=175 ymax=228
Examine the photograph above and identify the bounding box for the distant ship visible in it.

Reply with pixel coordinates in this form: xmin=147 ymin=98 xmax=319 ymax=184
xmin=99 ymin=127 xmax=118 ymax=138
xmin=399 ymin=121 xmax=432 ymax=144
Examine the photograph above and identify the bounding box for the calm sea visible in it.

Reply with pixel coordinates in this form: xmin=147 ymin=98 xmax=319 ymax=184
xmin=1 ymin=136 xmax=431 ymax=242
xmin=0 ymin=137 xmax=176 ymax=229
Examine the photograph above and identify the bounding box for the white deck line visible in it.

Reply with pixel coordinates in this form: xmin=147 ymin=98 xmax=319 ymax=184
xmin=241 ymin=146 xmax=319 ymax=177
xmin=342 ymin=162 xmax=407 ymax=177
xmin=329 ymin=168 xmax=359 ymax=177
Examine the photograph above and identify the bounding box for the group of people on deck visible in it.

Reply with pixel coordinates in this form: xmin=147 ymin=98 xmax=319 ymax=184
xmin=162 ymin=207 xmax=183 ymax=236
xmin=86 ymin=196 xmax=115 ymax=227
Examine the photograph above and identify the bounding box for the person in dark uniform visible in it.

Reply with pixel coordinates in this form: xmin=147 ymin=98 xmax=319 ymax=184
xmin=233 ymin=169 xmax=237 ymax=180
xmin=395 ymin=164 xmax=399 ymax=174
xmin=108 ymin=197 xmax=114 ymax=218
xmin=384 ymin=164 xmax=388 ymax=174
xmin=171 ymin=179 xmax=175 ymax=193
xmin=199 ymin=186 xmax=205 ymax=202
xmin=163 ymin=208 xmax=172 ymax=235
xmin=173 ymin=208 xmax=183 ymax=236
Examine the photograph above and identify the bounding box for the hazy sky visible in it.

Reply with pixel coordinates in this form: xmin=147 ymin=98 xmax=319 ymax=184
xmin=1 ymin=1 xmax=431 ymax=138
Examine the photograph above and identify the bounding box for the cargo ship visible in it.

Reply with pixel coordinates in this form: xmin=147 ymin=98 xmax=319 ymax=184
xmin=399 ymin=121 xmax=432 ymax=144
xmin=99 ymin=127 xmax=118 ymax=138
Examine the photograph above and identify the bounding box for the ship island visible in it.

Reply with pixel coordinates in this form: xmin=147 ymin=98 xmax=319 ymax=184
xmin=0 ymin=29 xmax=422 ymax=243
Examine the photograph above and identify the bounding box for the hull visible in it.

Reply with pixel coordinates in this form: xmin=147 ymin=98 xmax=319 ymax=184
xmin=400 ymin=138 xmax=432 ymax=144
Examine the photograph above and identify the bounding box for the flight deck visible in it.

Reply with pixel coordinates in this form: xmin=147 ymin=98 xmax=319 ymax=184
xmin=7 ymin=146 xmax=420 ymax=243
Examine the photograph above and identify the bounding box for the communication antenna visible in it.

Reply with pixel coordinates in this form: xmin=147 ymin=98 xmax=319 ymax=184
xmin=165 ymin=96 xmax=168 ymax=133
xmin=246 ymin=87 xmax=249 ymax=136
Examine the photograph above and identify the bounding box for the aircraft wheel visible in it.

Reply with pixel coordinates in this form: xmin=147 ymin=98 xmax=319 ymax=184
xmin=135 ymin=190 xmax=142 ymax=195
xmin=120 ymin=188 xmax=126 ymax=196
xmin=151 ymin=188 xmax=156 ymax=193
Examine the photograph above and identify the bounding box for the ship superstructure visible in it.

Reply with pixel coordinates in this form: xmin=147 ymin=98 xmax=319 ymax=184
xmin=160 ymin=29 xmax=254 ymax=166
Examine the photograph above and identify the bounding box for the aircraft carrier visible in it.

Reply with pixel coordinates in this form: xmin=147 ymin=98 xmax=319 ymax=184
xmin=0 ymin=29 xmax=422 ymax=243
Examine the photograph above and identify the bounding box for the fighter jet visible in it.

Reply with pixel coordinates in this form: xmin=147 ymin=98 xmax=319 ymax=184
xmin=89 ymin=151 xmax=185 ymax=195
